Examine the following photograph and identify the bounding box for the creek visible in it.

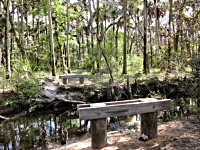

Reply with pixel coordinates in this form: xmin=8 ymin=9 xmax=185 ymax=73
xmin=1 ymin=77 xmax=199 ymax=149
xmin=0 ymin=109 xmax=140 ymax=150
xmin=0 ymin=110 xmax=86 ymax=149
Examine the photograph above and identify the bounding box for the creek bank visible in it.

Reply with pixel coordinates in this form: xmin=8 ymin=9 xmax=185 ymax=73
xmin=0 ymin=76 xmax=199 ymax=119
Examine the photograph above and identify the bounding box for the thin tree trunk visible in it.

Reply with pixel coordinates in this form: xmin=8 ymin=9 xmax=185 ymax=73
xmin=6 ymin=0 xmax=11 ymax=78
xmin=21 ymin=0 xmax=25 ymax=57
xmin=168 ymin=0 xmax=173 ymax=71
xmin=122 ymin=0 xmax=127 ymax=74
xmin=89 ymin=0 xmax=95 ymax=70
xmin=135 ymin=11 xmax=139 ymax=56
xmin=66 ymin=0 xmax=71 ymax=73
xmin=11 ymin=0 xmax=15 ymax=59
xmin=154 ymin=0 xmax=160 ymax=67
xmin=48 ymin=0 xmax=56 ymax=76
xmin=55 ymin=20 xmax=62 ymax=70
xmin=82 ymin=30 xmax=85 ymax=61
xmin=129 ymin=37 xmax=134 ymax=56
xmin=96 ymin=0 xmax=100 ymax=73
xmin=25 ymin=0 xmax=29 ymax=49
xmin=149 ymin=11 xmax=153 ymax=67
xmin=37 ymin=18 xmax=40 ymax=66
xmin=0 ymin=44 xmax=2 ymax=67
xmin=17 ymin=6 xmax=20 ymax=42
xmin=0 ymin=1 xmax=2 ymax=66
xmin=143 ymin=0 xmax=147 ymax=74
xmin=115 ymin=24 xmax=119 ymax=61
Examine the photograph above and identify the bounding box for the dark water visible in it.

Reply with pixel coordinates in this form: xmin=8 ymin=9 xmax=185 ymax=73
xmin=0 ymin=111 xmax=89 ymax=150
xmin=0 ymin=110 xmax=140 ymax=150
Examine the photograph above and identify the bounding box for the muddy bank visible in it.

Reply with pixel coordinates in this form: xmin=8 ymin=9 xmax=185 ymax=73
xmin=0 ymin=76 xmax=199 ymax=119
xmin=0 ymin=76 xmax=199 ymax=149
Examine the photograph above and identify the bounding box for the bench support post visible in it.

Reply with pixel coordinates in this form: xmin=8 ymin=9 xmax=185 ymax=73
xmin=79 ymin=77 xmax=84 ymax=84
xmin=91 ymin=118 xmax=107 ymax=149
xmin=141 ymin=112 xmax=158 ymax=139
xmin=63 ymin=79 xmax=68 ymax=84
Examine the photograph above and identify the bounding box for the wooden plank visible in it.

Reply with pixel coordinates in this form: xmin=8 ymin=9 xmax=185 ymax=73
xmin=90 ymin=103 xmax=106 ymax=107
xmin=106 ymin=98 xmax=156 ymax=105
xmin=78 ymin=98 xmax=157 ymax=108
xmin=78 ymin=99 xmax=171 ymax=120
xmin=59 ymin=74 xmax=88 ymax=79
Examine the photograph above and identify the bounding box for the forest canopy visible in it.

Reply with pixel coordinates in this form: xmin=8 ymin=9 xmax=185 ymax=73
xmin=0 ymin=0 xmax=199 ymax=80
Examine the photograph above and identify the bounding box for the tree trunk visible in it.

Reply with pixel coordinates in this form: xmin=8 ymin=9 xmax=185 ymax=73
xmin=174 ymin=20 xmax=180 ymax=52
xmin=148 ymin=10 xmax=153 ymax=67
xmin=37 ymin=18 xmax=40 ymax=66
xmin=6 ymin=0 xmax=11 ymax=79
xmin=21 ymin=0 xmax=25 ymax=57
xmin=0 ymin=45 xmax=2 ymax=67
xmin=11 ymin=0 xmax=15 ymax=59
xmin=82 ymin=30 xmax=85 ymax=62
xmin=0 ymin=1 xmax=2 ymax=66
xmin=96 ymin=0 xmax=101 ymax=73
xmin=135 ymin=10 xmax=139 ymax=56
xmin=115 ymin=24 xmax=119 ymax=61
xmin=122 ymin=0 xmax=127 ymax=75
xmin=66 ymin=0 xmax=71 ymax=73
xmin=25 ymin=0 xmax=29 ymax=50
xmin=143 ymin=0 xmax=147 ymax=74
xmin=154 ymin=0 xmax=160 ymax=67
xmin=48 ymin=0 xmax=56 ymax=76
xmin=88 ymin=0 xmax=95 ymax=71
xmin=168 ymin=0 xmax=173 ymax=71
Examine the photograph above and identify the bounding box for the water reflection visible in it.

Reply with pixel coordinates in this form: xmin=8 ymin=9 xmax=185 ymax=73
xmin=1 ymin=97 xmax=193 ymax=150
xmin=0 ymin=111 xmax=88 ymax=150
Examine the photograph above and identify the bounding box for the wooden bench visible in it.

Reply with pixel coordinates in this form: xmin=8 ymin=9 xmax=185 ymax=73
xmin=78 ymin=98 xmax=171 ymax=149
xmin=59 ymin=74 xmax=88 ymax=84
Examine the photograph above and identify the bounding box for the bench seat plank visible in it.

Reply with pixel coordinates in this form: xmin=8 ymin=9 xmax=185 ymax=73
xmin=78 ymin=99 xmax=170 ymax=120
xmin=59 ymin=74 xmax=88 ymax=79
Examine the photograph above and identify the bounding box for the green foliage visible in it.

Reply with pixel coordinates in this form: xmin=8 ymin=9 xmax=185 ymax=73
xmin=0 ymin=66 xmax=9 ymax=91
xmin=1 ymin=59 xmax=43 ymax=99
xmin=127 ymin=55 xmax=143 ymax=75
xmin=11 ymin=75 xmax=42 ymax=99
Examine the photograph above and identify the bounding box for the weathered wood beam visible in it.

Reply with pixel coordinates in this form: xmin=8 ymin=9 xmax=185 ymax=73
xmin=59 ymin=74 xmax=88 ymax=79
xmin=59 ymin=74 xmax=88 ymax=84
xmin=78 ymin=99 xmax=171 ymax=120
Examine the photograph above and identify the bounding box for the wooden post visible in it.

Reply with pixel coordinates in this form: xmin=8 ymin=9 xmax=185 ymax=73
xmin=63 ymin=79 xmax=68 ymax=84
xmin=91 ymin=118 xmax=107 ymax=149
xmin=79 ymin=77 xmax=84 ymax=84
xmin=141 ymin=112 xmax=158 ymax=139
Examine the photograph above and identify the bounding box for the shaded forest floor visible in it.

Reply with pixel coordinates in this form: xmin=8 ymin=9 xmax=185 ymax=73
xmin=52 ymin=114 xmax=200 ymax=150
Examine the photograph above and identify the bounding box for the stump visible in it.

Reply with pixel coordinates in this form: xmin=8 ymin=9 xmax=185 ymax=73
xmin=141 ymin=112 xmax=158 ymax=139
xmin=91 ymin=118 xmax=107 ymax=149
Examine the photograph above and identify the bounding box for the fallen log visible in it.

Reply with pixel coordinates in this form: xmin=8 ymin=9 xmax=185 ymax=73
xmin=0 ymin=111 xmax=27 ymax=125
xmin=0 ymin=115 xmax=9 ymax=120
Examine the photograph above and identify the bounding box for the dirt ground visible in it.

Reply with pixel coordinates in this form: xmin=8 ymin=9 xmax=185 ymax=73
xmin=50 ymin=114 xmax=200 ymax=150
